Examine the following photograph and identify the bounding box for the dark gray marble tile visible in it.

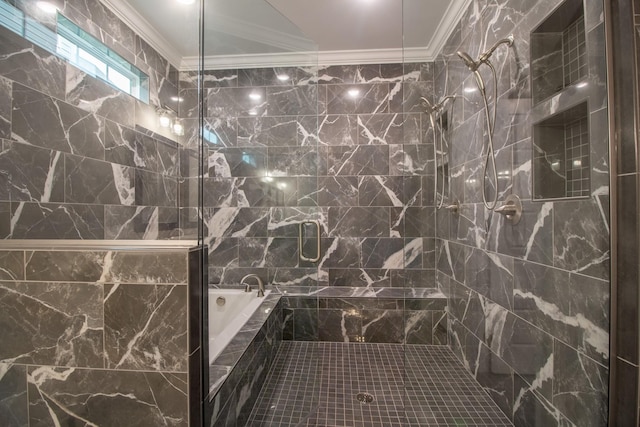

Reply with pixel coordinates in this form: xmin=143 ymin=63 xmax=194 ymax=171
xmin=328 ymin=206 xmax=389 ymax=238
xmin=513 ymin=374 xmax=559 ymax=427
xmin=134 ymin=169 xmax=178 ymax=207
xmin=0 ymin=251 xmax=24 ymax=280
xmin=66 ymin=66 xmax=135 ymax=128
xmin=65 ymin=154 xmax=134 ymax=205
xmin=317 ymin=176 xmax=358 ymax=206
xmin=553 ymin=198 xmax=610 ymax=280
xmin=6 ymin=202 xmax=104 ymax=239
xmin=267 ymin=85 xmax=317 ymax=116
xmin=105 ymin=251 xmax=188 ymax=284
xmin=326 ymin=83 xmax=389 ymax=115
xmin=0 ymin=77 xmax=10 ymax=140
xmin=293 ymin=308 xmax=318 ymax=341
xmin=318 ymin=238 xmax=361 ymax=269
xmin=389 ymin=144 xmax=433 ymax=176
xmin=208 ymin=147 xmax=267 ymax=178
xmin=0 ymin=27 xmax=66 ymax=99
xmin=27 ymin=367 xmax=187 ymax=426
xmin=553 ymin=340 xmax=608 ymax=427
xmin=0 ymin=141 xmax=65 ymax=203
xmin=358 ymin=175 xmax=408 ymax=207
xmin=361 ymin=238 xmax=407 ymax=269
xmin=25 ymin=250 xmax=103 ymax=282
xmin=390 ymin=81 xmax=435 ymax=113
xmin=357 ymin=113 xmax=420 ymax=145
xmin=11 ymin=84 xmax=105 ymax=160
xmin=104 ymin=283 xmax=187 ymax=371
xmin=466 ymin=247 xmax=513 ymax=310
xmin=207 ymin=238 xmax=239 ymax=268
xmin=105 ymin=206 xmax=179 ymax=240
xmin=318 ymin=309 xmax=361 ymax=342
xmin=237 ymin=116 xmax=297 ymax=147
xmin=238 ymin=237 xmax=298 ymax=268
xmin=268 ymin=146 xmax=317 ymax=176
xmin=236 ymin=177 xmax=297 ymax=207
xmin=486 ymin=199 xmax=553 ymax=265
xmin=317 ymin=115 xmax=357 ymax=146
xmin=207 ymin=87 xmax=267 ymax=118
xmin=405 ymin=310 xmax=434 ymax=344
xmin=0 ymin=363 xmax=27 ymax=426
xmin=362 ymin=309 xmax=403 ymax=343
xmin=327 ymin=145 xmax=389 ymax=176
xmin=0 ymin=281 xmax=103 ymax=367
xmin=327 ymin=269 xmax=391 ymax=288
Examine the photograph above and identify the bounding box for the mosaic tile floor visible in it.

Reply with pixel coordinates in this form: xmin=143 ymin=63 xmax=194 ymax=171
xmin=247 ymin=342 xmax=513 ymax=426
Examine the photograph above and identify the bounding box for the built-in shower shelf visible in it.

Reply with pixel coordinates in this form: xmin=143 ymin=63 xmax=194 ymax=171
xmin=533 ymin=102 xmax=590 ymax=200
xmin=531 ymin=0 xmax=587 ymax=105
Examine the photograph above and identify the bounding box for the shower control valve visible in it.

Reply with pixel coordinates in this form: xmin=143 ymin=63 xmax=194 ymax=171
xmin=494 ymin=194 xmax=522 ymax=225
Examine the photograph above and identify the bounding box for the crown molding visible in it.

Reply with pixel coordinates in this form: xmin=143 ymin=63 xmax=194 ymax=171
xmin=424 ymin=0 xmax=472 ymax=59
xmin=101 ymin=0 xmax=471 ymax=72
xmin=99 ymin=0 xmax=183 ymax=68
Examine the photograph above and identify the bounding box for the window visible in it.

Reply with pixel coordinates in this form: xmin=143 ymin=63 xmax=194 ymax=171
xmin=0 ymin=0 xmax=149 ymax=103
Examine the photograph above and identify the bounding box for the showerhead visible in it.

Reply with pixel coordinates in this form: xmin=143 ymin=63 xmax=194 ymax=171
xmin=457 ymin=51 xmax=479 ymax=72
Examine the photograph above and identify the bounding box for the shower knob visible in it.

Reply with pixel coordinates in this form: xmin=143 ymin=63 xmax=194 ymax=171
xmin=494 ymin=194 xmax=522 ymax=225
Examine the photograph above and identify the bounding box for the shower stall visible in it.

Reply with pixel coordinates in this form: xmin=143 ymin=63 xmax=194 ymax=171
xmin=0 ymin=0 xmax=632 ymax=425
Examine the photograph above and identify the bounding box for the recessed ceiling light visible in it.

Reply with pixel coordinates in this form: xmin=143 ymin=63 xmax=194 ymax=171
xmin=347 ymin=89 xmax=360 ymax=98
xmin=249 ymin=93 xmax=262 ymax=101
xmin=276 ymin=74 xmax=290 ymax=82
xmin=171 ymin=96 xmax=184 ymax=102
xmin=36 ymin=1 xmax=58 ymax=13
xmin=177 ymin=0 xmax=195 ymax=4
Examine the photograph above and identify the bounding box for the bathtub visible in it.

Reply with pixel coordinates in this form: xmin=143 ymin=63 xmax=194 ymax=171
xmin=208 ymin=288 xmax=272 ymax=364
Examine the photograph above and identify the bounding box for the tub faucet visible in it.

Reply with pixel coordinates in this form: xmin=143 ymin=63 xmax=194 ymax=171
xmin=240 ymin=274 xmax=265 ymax=297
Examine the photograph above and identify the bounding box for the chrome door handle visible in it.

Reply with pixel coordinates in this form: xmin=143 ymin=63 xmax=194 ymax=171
xmin=299 ymin=220 xmax=321 ymax=263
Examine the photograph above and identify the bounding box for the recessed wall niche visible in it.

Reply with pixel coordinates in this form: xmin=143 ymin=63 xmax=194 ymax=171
xmin=531 ymin=0 xmax=587 ymax=104
xmin=533 ymin=102 xmax=590 ymax=200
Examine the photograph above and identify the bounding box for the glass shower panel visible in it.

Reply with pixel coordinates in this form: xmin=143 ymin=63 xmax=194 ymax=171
xmin=200 ymin=1 xmax=321 ymax=425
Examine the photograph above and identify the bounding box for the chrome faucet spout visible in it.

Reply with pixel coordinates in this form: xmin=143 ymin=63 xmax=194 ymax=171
xmin=240 ymin=274 xmax=265 ymax=297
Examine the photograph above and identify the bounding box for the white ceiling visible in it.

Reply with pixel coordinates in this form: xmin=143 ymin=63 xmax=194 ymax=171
xmin=102 ymin=0 xmax=470 ymax=70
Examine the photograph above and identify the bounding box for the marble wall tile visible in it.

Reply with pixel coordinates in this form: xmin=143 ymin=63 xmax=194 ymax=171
xmin=104 ymin=252 xmax=188 ymax=284
xmin=0 ymin=141 xmax=65 ymax=203
xmin=326 ymin=83 xmax=390 ymax=115
xmin=466 ymin=247 xmax=514 ymax=310
xmin=0 ymin=251 xmax=24 ymax=281
xmin=104 ymin=283 xmax=187 ymax=371
xmin=0 ymin=363 xmax=27 ymax=426
xmin=357 ymin=113 xmax=420 ymax=145
xmin=328 ymin=207 xmax=389 ymax=238
xmin=25 ymin=250 xmax=103 ymax=282
xmin=0 ymin=27 xmax=66 ymax=100
xmin=362 ymin=309 xmax=404 ymax=343
xmin=268 ymin=146 xmax=317 ymax=176
xmin=134 ymin=169 xmax=177 ymax=207
xmin=105 ymin=206 xmax=179 ymax=240
xmin=0 ymin=77 xmax=10 ymax=139
xmin=327 ymin=145 xmax=389 ymax=176
xmin=318 ymin=115 xmax=358 ymax=146
xmin=65 ymin=154 xmax=135 ymax=205
xmin=27 ymin=367 xmax=187 ymax=426
xmin=267 ymin=85 xmax=317 ymax=116
xmin=553 ymin=340 xmax=608 ymax=427
xmin=317 ymin=176 xmax=358 ymax=206
xmin=237 ymin=116 xmax=297 ymax=147
xmin=318 ymin=237 xmax=361 ymax=269
xmin=66 ymin=66 xmax=136 ymax=128
xmin=208 ymin=147 xmax=267 ymax=178
xmin=553 ymin=198 xmax=610 ymax=280
xmin=6 ymin=202 xmax=104 ymax=239
xmin=207 ymin=87 xmax=267 ymax=118
xmin=0 ymin=281 xmax=103 ymax=367
xmin=11 ymin=84 xmax=105 ymax=159
xmin=513 ymin=374 xmax=559 ymax=427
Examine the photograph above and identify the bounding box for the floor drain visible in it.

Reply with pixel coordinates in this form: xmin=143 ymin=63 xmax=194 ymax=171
xmin=356 ymin=392 xmax=374 ymax=404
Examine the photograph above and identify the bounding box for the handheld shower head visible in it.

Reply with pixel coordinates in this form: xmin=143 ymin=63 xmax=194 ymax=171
xmin=457 ymin=51 xmax=479 ymax=72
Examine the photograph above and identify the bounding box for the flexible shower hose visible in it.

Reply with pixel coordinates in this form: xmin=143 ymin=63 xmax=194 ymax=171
xmin=473 ymin=60 xmax=499 ymax=211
